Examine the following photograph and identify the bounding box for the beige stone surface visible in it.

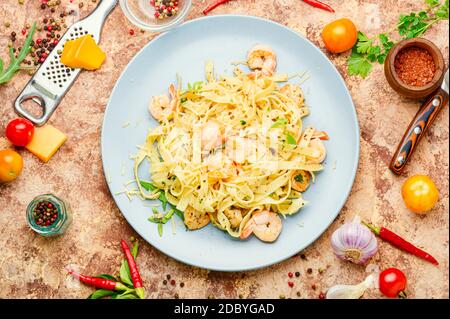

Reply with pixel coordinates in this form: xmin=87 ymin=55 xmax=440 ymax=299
xmin=0 ymin=0 xmax=448 ymax=299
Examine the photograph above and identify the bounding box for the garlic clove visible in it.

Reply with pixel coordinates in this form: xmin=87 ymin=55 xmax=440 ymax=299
xmin=326 ymin=274 xmax=375 ymax=299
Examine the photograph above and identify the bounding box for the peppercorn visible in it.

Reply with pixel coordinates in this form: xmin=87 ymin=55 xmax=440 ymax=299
xmin=238 ymin=294 xmax=243 ymax=299
xmin=79 ymin=2 xmax=84 ymax=8
xmin=311 ymin=284 xmax=316 ymax=290
xmin=307 ymin=268 xmax=312 ymax=274
xmin=33 ymin=200 xmax=59 ymax=227
xmin=162 ymin=280 xmax=167 ymax=285
xmin=296 ymin=291 xmax=301 ymax=297
xmin=41 ymin=4 xmax=46 ymax=9
xmin=4 ymin=22 xmax=10 ymax=28
xmin=166 ymin=274 xmax=171 ymax=280
xmin=300 ymin=254 xmax=307 ymax=260
xmin=174 ymin=293 xmax=179 ymax=299
xmin=295 ymin=271 xmax=300 ymax=277
xmin=180 ymin=282 xmax=184 ymax=288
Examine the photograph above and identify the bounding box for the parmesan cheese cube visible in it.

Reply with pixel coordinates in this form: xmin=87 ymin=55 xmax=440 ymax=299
xmin=25 ymin=125 xmax=67 ymax=162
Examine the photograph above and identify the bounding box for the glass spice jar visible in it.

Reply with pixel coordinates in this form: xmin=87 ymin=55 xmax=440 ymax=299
xmin=26 ymin=194 xmax=72 ymax=237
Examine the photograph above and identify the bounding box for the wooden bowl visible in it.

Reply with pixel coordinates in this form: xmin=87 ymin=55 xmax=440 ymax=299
xmin=384 ymin=38 xmax=445 ymax=99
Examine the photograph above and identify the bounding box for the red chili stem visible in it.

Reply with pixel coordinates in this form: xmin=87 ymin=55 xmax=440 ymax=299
xmin=302 ymin=0 xmax=335 ymax=13
xmin=203 ymin=0 xmax=232 ymax=15
xmin=362 ymin=221 xmax=439 ymax=266
xmin=68 ymin=270 xmax=127 ymax=291
xmin=121 ymin=240 xmax=145 ymax=299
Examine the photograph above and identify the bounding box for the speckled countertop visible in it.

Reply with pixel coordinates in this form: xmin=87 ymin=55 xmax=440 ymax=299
xmin=0 ymin=0 xmax=448 ymax=299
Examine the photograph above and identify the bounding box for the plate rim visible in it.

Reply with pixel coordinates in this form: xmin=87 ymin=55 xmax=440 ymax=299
xmin=101 ymin=14 xmax=360 ymax=272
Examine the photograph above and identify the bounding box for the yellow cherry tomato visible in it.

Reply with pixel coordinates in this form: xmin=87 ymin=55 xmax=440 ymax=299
xmin=0 ymin=149 xmax=24 ymax=183
xmin=321 ymin=18 xmax=358 ymax=53
xmin=401 ymin=175 xmax=439 ymax=214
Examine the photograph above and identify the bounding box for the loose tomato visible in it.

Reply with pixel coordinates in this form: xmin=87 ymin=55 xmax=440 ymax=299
xmin=321 ymin=18 xmax=357 ymax=54
xmin=401 ymin=175 xmax=439 ymax=214
xmin=0 ymin=150 xmax=24 ymax=183
xmin=5 ymin=118 xmax=35 ymax=147
xmin=379 ymin=268 xmax=407 ymax=298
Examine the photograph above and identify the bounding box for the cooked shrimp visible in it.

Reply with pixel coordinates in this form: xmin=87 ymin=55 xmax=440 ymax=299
xmin=247 ymin=45 xmax=277 ymax=76
xmin=184 ymin=206 xmax=210 ymax=230
xmin=291 ymin=170 xmax=311 ymax=192
xmin=225 ymin=136 xmax=268 ymax=164
xmin=306 ymin=138 xmax=327 ymax=164
xmin=224 ymin=207 xmax=243 ymax=229
xmin=201 ymin=120 xmax=224 ymax=151
xmin=280 ymin=84 xmax=303 ymax=105
xmin=240 ymin=210 xmax=282 ymax=242
xmin=148 ymin=84 xmax=178 ymax=121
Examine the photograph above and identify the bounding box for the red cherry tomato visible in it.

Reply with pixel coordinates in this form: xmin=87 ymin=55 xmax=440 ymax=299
xmin=5 ymin=118 xmax=35 ymax=147
xmin=379 ymin=268 xmax=407 ymax=298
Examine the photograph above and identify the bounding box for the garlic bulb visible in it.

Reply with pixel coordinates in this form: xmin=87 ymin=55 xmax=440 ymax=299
xmin=331 ymin=216 xmax=378 ymax=264
xmin=326 ymin=274 xmax=375 ymax=299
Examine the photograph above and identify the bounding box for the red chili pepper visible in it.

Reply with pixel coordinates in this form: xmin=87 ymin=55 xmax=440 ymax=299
xmin=302 ymin=0 xmax=335 ymax=13
xmin=67 ymin=269 xmax=128 ymax=291
xmin=202 ymin=0 xmax=232 ymax=15
xmin=121 ymin=240 xmax=145 ymax=299
xmin=362 ymin=221 xmax=439 ymax=266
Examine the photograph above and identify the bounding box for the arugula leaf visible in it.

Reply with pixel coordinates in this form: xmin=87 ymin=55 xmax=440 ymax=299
xmin=88 ymin=289 xmax=116 ymax=299
xmin=119 ymin=260 xmax=134 ymax=287
xmin=348 ymin=50 xmax=373 ymax=78
xmin=271 ymin=118 xmax=288 ymax=128
xmin=149 ymin=209 xmax=175 ymax=224
xmin=174 ymin=208 xmax=184 ymax=221
xmin=140 ymin=180 xmax=168 ymax=210
xmin=0 ymin=22 xmax=37 ymax=85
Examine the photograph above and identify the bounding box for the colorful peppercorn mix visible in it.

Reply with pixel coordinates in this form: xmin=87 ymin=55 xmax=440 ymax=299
xmin=33 ymin=200 xmax=59 ymax=227
xmin=151 ymin=0 xmax=179 ymax=19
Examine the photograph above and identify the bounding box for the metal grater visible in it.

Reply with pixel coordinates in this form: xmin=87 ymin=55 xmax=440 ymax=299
xmin=14 ymin=0 xmax=118 ymax=126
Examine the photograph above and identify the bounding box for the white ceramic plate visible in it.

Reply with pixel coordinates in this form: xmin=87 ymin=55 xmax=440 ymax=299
xmin=101 ymin=15 xmax=360 ymax=271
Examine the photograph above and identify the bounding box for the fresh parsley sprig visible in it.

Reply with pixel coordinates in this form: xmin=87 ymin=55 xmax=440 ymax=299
xmin=348 ymin=0 xmax=448 ymax=78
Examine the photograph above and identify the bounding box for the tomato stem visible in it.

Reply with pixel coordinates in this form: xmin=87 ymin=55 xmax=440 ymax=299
xmin=398 ymin=290 xmax=407 ymax=299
